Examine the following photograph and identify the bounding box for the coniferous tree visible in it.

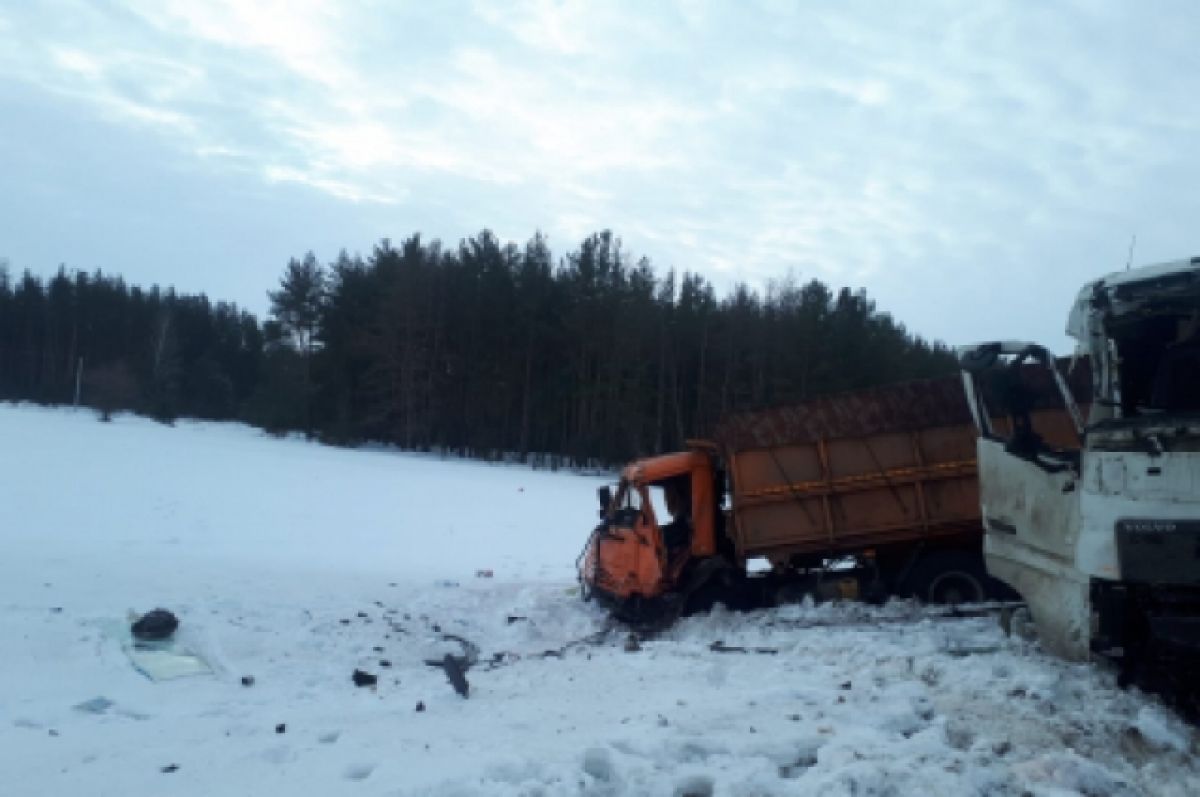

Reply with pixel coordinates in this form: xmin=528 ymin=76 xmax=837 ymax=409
xmin=269 ymin=252 xmax=326 ymax=434
xmin=1 ymin=231 xmax=958 ymax=467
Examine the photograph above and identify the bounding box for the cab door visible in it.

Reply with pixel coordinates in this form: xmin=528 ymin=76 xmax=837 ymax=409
xmin=590 ymin=483 xmax=667 ymax=600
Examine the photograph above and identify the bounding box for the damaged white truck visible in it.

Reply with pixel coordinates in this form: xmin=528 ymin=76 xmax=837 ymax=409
xmin=959 ymin=257 xmax=1200 ymax=706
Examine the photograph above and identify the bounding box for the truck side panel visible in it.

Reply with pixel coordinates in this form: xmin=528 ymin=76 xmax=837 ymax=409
xmin=726 ymin=424 xmax=981 ymax=563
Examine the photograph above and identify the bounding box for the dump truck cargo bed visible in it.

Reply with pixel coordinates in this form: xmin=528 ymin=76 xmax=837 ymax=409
xmin=713 ymin=373 xmax=1084 ymax=566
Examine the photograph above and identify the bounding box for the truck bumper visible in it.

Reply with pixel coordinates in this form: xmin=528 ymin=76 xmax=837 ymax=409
xmin=589 ymin=585 xmax=682 ymax=629
xmin=1091 ymin=580 xmax=1200 ymax=658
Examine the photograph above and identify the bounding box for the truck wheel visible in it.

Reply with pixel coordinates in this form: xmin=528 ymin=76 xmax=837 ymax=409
xmin=685 ymin=568 xmax=738 ymax=614
xmin=907 ymin=551 xmax=987 ymax=605
xmin=772 ymin=581 xmax=810 ymax=607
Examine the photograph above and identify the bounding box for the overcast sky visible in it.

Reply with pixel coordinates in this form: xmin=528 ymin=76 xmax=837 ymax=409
xmin=2 ymin=1 xmax=1198 ymax=350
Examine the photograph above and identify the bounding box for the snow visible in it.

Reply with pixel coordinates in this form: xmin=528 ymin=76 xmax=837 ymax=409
xmin=2 ymin=403 xmax=1198 ymax=796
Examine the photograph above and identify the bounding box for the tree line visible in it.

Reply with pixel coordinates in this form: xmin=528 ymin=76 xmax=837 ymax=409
xmin=0 ymin=231 xmax=956 ymax=465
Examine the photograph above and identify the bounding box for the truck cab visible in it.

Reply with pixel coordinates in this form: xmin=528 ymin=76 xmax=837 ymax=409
xmin=580 ymin=449 xmax=727 ymax=624
xmin=960 ymin=257 xmax=1200 ymax=679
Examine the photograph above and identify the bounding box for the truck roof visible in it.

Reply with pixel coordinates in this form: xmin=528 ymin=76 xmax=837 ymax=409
xmin=1086 ymin=255 xmax=1200 ymax=292
xmin=1068 ymin=256 xmax=1200 ymax=341
xmin=621 ymin=450 xmax=707 ymax=485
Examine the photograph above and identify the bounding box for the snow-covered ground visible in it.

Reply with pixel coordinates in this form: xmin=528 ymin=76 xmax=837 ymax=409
xmin=2 ymin=404 xmax=1197 ymax=796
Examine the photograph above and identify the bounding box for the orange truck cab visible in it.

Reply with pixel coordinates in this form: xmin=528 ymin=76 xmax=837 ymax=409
xmin=578 ymin=447 xmax=731 ymax=625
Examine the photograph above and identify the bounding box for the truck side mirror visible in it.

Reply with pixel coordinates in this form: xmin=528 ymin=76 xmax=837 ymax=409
xmin=959 ymin=343 xmax=1000 ymax=373
xmin=598 ymin=486 xmax=612 ymax=517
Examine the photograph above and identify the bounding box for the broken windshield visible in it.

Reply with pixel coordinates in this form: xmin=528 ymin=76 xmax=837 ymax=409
xmin=1106 ymin=311 xmax=1200 ymax=421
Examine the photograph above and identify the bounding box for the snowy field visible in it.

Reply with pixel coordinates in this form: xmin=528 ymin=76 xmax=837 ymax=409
xmin=2 ymin=404 xmax=1198 ymax=796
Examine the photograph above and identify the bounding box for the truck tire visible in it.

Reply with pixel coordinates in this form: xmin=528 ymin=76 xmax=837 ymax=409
xmin=905 ymin=550 xmax=988 ymax=605
xmin=772 ymin=580 xmax=812 ymax=607
xmin=685 ymin=567 xmax=738 ymax=614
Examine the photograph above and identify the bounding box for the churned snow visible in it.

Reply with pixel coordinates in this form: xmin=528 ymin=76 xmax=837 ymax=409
xmin=1 ymin=404 xmax=1197 ymax=796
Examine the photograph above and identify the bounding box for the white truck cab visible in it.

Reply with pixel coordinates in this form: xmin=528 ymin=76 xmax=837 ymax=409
xmin=959 ymin=257 xmax=1200 ymax=695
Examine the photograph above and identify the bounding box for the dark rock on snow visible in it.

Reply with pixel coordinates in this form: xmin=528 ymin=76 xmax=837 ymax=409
xmin=132 ymin=609 xmax=179 ymax=641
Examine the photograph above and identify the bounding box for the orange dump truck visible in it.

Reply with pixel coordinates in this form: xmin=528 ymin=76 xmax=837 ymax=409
xmin=579 ymin=372 xmax=1083 ymax=626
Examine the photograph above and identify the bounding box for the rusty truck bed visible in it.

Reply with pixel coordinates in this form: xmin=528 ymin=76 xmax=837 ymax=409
xmin=712 ymin=371 xmax=1086 ymax=564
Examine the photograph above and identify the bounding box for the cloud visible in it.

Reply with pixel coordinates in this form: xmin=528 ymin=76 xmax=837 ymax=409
xmin=124 ymin=0 xmax=354 ymax=89
xmin=1 ymin=0 xmax=1198 ymax=347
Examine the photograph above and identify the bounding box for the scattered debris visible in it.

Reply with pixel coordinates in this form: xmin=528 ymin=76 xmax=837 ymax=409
xmin=482 ymin=651 xmax=519 ymax=670
xmin=161 ymin=764 xmax=179 ymax=774
xmin=484 ymin=626 xmax=615 ymax=672
xmin=440 ymin=654 xmax=470 ymax=698
xmin=352 ymin=669 xmax=377 ymax=688
xmin=131 ymin=608 xmax=179 ymax=641
xmin=73 ymin=697 xmax=115 ymax=715
xmin=475 ymin=569 xmax=494 ymax=578
xmin=339 ymin=619 xmax=350 ymax=625
xmin=709 ymin=641 xmax=778 ymax=655
xmin=763 ymin=602 xmax=1024 ymax=633
xmin=506 ymin=615 xmax=528 ymax=624
xmin=123 ymin=629 xmax=211 ymax=682
xmin=372 ymin=646 xmax=384 ymax=653
xmin=420 ymin=634 xmax=478 ymax=697
xmin=241 ymin=675 xmax=255 ymax=687
xmin=356 ymin=612 xmax=368 ymax=619
xmin=344 ymin=762 xmax=376 ymax=781
xmin=943 ymin=642 xmax=1001 ymax=658
xmin=379 ymin=659 xmax=391 ymax=668
xmin=442 ymin=633 xmax=480 ymax=662
xmin=415 ymin=701 xmax=426 ymax=712
xmin=71 ymin=697 xmax=150 ymax=721
xmin=839 ymin=681 xmax=852 ymax=690
xmin=275 ymin=723 xmax=286 ymax=734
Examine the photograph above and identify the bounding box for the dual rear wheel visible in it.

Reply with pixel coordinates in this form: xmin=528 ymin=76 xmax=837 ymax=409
xmin=904 ymin=550 xmax=990 ymax=605
xmin=685 ymin=549 xmax=999 ymax=614
xmin=769 ymin=550 xmax=995 ymax=607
